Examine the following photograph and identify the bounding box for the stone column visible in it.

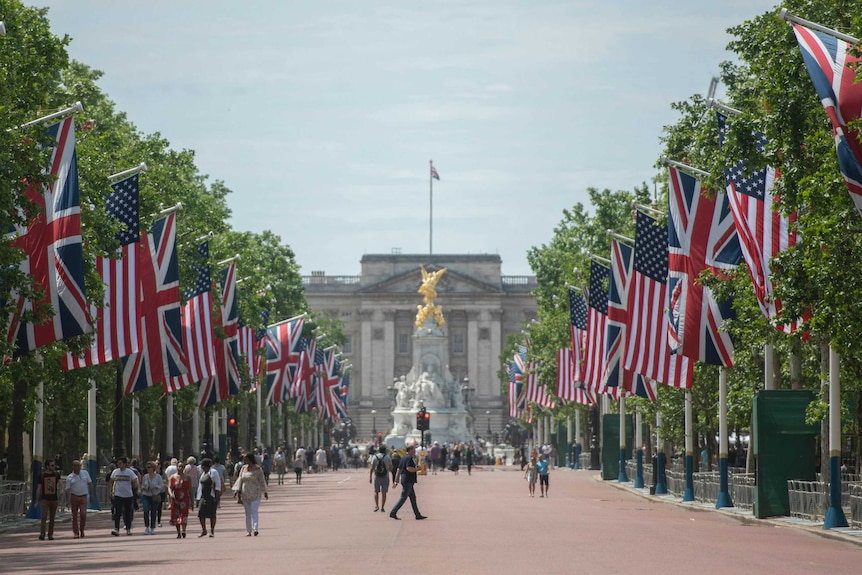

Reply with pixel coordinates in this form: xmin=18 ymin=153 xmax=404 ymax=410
xmin=467 ymin=310 xmax=480 ymax=397
xmin=359 ymin=309 xmax=374 ymax=400
xmin=383 ymin=310 xmax=396 ymax=399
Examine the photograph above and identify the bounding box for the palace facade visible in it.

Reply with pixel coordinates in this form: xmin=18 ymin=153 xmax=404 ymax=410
xmin=302 ymin=253 xmax=537 ymax=439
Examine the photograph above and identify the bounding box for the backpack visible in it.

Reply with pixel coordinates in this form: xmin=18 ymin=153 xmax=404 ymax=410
xmin=374 ymin=454 xmax=388 ymax=477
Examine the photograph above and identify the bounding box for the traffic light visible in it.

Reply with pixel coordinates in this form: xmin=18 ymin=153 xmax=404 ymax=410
xmin=227 ymin=416 xmax=239 ymax=459
xmin=416 ymin=410 xmax=424 ymax=431
xmin=423 ymin=410 xmax=430 ymax=431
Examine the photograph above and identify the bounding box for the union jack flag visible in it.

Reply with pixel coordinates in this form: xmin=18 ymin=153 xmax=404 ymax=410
xmin=265 ymin=316 xmax=304 ymax=406
xmin=292 ymin=337 xmax=317 ymax=413
xmin=667 ymin=166 xmax=741 ymax=366
xmin=238 ymin=321 xmax=255 ymax=382
xmin=121 ymin=214 xmax=187 ymax=393
xmin=197 ymin=263 xmax=240 ymax=408
xmin=624 ymin=211 xmax=693 ymax=388
xmin=316 ymin=349 xmax=343 ymax=420
xmin=718 ymin=112 xmax=804 ymax=333
xmin=568 ymin=287 xmax=587 ymax=383
xmin=334 ymin=370 xmax=350 ymax=420
xmin=556 ymin=348 xmax=594 ymax=405
xmin=583 ymin=260 xmax=609 ymax=391
xmin=166 ymin=241 xmax=214 ymax=393
xmin=602 ymin=239 xmax=635 ymax=390
xmin=7 ymin=116 xmax=90 ymax=351
xmin=431 ymin=164 xmax=440 ymax=180
xmin=63 ymin=174 xmax=142 ymax=369
xmin=793 ymin=23 xmax=862 ymax=217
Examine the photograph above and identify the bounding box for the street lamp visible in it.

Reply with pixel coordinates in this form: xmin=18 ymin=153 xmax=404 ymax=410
xmin=371 ymin=409 xmax=377 ymax=436
xmin=461 ymin=377 xmax=473 ymax=410
xmin=486 ymin=410 xmax=492 ymax=436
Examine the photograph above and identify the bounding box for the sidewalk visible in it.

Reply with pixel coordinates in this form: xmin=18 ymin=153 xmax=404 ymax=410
xmin=597 ymin=470 xmax=862 ymax=548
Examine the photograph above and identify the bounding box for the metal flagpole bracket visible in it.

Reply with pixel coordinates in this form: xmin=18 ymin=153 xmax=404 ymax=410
xmin=660 ymin=156 xmax=711 ymax=179
xmin=632 ymin=202 xmax=665 ymax=218
xmin=607 ymin=230 xmax=634 ymax=244
xmin=267 ymin=312 xmax=309 ymax=330
xmin=707 ymin=99 xmax=742 ymax=117
xmin=156 ymin=203 xmax=183 ymax=217
xmin=588 ymin=253 xmax=611 ymax=265
xmin=16 ymin=102 xmax=83 ymax=130
xmin=216 ymin=254 xmax=241 ymax=266
xmin=779 ymin=9 xmax=858 ymax=44
xmin=564 ymin=282 xmax=583 ymax=292
xmin=108 ymin=162 xmax=147 ymax=182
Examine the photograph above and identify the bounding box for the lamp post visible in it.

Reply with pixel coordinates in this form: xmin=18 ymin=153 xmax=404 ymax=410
xmin=371 ymin=410 xmax=377 ymax=438
xmin=486 ymin=410 xmax=492 ymax=436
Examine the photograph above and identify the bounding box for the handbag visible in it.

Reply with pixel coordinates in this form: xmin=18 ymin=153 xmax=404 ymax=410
xmin=236 ymin=490 xmax=243 ymax=504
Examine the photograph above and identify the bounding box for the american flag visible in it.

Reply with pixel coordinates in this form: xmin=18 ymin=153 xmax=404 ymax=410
xmin=556 ymin=348 xmax=576 ymax=401
xmin=166 ymin=242 xmax=214 ymax=393
xmin=601 ymin=239 xmax=635 ymax=390
xmin=265 ymin=316 xmax=304 ymax=406
xmin=121 ymin=214 xmax=187 ymax=393
xmin=197 ymin=263 xmax=240 ymax=408
xmin=718 ymin=113 xmax=804 ymax=333
xmin=793 ymin=24 xmax=862 ymax=217
xmin=6 ymin=116 xmax=90 ymax=351
xmin=431 ymin=164 xmax=440 ymax=181
xmin=583 ymin=260 xmax=609 ymax=391
xmin=524 ymin=360 xmax=555 ymax=409
xmin=63 ymin=174 xmax=142 ymax=369
xmin=624 ymin=211 xmax=693 ymax=388
xmin=507 ymin=364 xmax=525 ymax=418
xmin=568 ymin=287 xmax=587 ymax=383
xmin=667 ymin=166 xmax=741 ymax=367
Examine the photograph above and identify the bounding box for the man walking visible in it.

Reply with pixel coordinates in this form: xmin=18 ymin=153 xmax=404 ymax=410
xmin=369 ymin=445 xmax=392 ymax=513
xmin=65 ymin=460 xmax=95 ymax=538
xmin=389 ymin=444 xmax=427 ymax=521
xmin=537 ymin=453 xmax=550 ymax=498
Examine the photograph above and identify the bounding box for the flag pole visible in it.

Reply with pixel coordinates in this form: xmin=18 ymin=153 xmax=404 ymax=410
xmin=429 ymin=160 xmax=433 ymax=254
xmin=108 ymin=162 xmax=147 ymax=182
xmin=779 ymin=9 xmax=858 ymax=44
xmin=660 ymin=156 xmax=711 ymax=178
xmin=267 ymin=312 xmax=308 ymax=330
xmin=18 ymin=101 xmax=83 ymax=129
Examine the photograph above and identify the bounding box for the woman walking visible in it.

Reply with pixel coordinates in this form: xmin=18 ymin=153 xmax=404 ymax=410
xmin=524 ymin=456 xmax=538 ymax=497
xmin=168 ymin=465 xmax=192 ymax=538
xmin=197 ymin=459 xmax=219 ymax=537
xmin=140 ymin=461 xmax=164 ymax=535
xmin=233 ymin=452 xmax=268 ymax=536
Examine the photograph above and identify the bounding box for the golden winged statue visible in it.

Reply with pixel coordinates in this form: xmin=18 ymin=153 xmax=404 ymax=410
xmin=415 ymin=265 xmax=447 ymax=328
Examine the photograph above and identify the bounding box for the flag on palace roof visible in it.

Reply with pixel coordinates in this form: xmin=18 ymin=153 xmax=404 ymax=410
xmin=792 ymin=23 xmax=862 ymax=218
xmin=121 ymin=214 xmax=187 ymax=393
xmin=667 ymin=166 xmax=741 ymax=367
xmin=63 ymin=174 xmax=142 ymax=369
xmin=6 ymin=116 xmax=90 ymax=351
xmin=431 ymin=164 xmax=440 ymax=180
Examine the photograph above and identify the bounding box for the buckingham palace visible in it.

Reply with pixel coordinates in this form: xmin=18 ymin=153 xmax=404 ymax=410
xmin=302 ymin=253 xmax=537 ymax=439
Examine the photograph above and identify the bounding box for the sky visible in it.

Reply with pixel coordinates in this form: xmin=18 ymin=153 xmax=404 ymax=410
xmin=30 ymin=0 xmax=779 ymax=276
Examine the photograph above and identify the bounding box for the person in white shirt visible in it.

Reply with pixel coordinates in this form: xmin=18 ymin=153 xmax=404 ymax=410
xmin=65 ymin=460 xmax=94 ymax=539
xmin=294 ymin=447 xmax=305 ymax=484
xmin=164 ymin=458 xmax=179 ymax=480
xmin=110 ymin=457 xmax=140 ymax=536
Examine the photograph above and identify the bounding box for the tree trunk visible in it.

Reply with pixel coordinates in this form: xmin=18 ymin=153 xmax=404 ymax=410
xmin=790 ymin=340 xmax=803 ymax=390
xmin=6 ymin=378 xmax=29 ymax=481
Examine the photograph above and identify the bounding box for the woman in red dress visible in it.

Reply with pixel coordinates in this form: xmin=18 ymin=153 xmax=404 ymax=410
xmin=168 ymin=466 xmax=191 ymax=538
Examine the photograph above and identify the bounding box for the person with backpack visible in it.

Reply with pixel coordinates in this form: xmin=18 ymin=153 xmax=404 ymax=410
xmin=369 ymin=445 xmax=392 ymax=513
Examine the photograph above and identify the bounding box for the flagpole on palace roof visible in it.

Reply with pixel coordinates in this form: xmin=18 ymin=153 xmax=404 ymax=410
xmin=779 ymin=9 xmax=858 ymax=44
xmin=429 ymin=160 xmax=433 ymax=255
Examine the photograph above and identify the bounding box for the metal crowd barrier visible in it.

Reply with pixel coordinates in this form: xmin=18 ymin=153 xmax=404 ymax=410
xmin=692 ymin=471 xmax=720 ymax=503
xmin=665 ymin=470 xmax=686 ymax=497
xmin=849 ymin=483 xmax=862 ymax=528
xmin=730 ymin=473 xmax=755 ymax=510
xmin=0 ymin=481 xmax=27 ymax=522
xmin=578 ymin=453 xmax=591 ymax=469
